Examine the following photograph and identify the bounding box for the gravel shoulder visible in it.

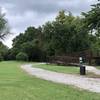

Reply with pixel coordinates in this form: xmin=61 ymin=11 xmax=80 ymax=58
xmin=21 ymin=64 xmax=100 ymax=93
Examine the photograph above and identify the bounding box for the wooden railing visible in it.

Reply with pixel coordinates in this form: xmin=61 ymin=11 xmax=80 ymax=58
xmin=48 ymin=50 xmax=100 ymax=65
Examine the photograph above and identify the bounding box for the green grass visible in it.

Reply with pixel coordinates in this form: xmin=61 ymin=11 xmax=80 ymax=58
xmin=96 ymin=66 xmax=100 ymax=70
xmin=32 ymin=63 xmax=100 ymax=78
xmin=0 ymin=61 xmax=100 ymax=100
xmin=32 ymin=63 xmax=80 ymax=74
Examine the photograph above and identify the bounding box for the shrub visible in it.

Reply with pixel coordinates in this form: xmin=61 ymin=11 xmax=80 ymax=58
xmin=95 ymin=58 xmax=100 ymax=65
xmin=0 ymin=54 xmax=3 ymax=61
xmin=16 ymin=52 xmax=28 ymax=61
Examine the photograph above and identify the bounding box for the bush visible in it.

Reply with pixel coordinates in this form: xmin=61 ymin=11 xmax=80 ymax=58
xmin=16 ymin=52 xmax=28 ymax=61
xmin=95 ymin=58 xmax=100 ymax=65
xmin=0 ymin=54 xmax=3 ymax=61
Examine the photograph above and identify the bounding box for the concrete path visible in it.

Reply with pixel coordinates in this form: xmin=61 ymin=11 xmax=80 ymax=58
xmin=85 ymin=65 xmax=100 ymax=75
xmin=21 ymin=64 xmax=100 ymax=93
xmin=32 ymin=63 xmax=100 ymax=75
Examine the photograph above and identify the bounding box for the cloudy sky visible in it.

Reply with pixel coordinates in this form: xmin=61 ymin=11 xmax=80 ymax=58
xmin=0 ymin=0 xmax=97 ymax=48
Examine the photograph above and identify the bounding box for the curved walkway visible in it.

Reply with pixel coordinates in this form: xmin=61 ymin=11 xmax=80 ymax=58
xmin=21 ymin=64 xmax=100 ymax=93
xmin=85 ymin=65 xmax=100 ymax=75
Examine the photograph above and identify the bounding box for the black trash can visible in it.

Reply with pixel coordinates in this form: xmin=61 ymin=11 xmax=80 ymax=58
xmin=80 ymin=65 xmax=86 ymax=75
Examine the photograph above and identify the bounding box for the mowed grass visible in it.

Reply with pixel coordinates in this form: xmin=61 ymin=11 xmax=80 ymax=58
xmin=32 ymin=63 xmax=80 ymax=74
xmin=32 ymin=63 xmax=100 ymax=78
xmin=0 ymin=61 xmax=100 ymax=100
xmin=96 ymin=66 xmax=100 ymax=70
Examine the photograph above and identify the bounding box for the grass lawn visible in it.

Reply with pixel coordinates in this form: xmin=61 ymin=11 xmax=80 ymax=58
xmin=96 ymin=66 xmax=100 ymax=70
xmin=32 ymin=63 xmax=80 ymax=74
xmin=0 ymin=61 xmax=100 ymax=100
xmin=32 ymin=63 xmax=100 ymax=78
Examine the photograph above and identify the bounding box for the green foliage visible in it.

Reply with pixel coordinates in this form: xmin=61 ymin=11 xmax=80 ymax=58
xmin=0 ymin=54 xmax=3 ymax=61
xmin=0 ymin=42 xmax=8 ymax=60
xmin=82 ymin=0 xmax=100 ymax=32
xmin=5 ymin=49 xmax=17 ymax=60
xmin=95 ymin=58 xmax=100 ymax=65
xmin=21 ymin=41 xmax=43 ymax=61
xmin=12 ymin=26 xmax=46 ymax=61
xmin=0 ymin=10 xmax=9 ymax=39
xmin=83 ymin=0 xmax=100 ymax=54
xmin=16 ymin=52 xmax=28 ymax=61
xmin=11 ymin=10 xmax=91 ymax=61
xmin=43 ymin=10 xmax=90 ymax=55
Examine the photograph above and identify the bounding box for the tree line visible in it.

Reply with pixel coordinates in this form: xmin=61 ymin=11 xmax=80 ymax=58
xmin=0 ymin=0 xmax=100 ymax=63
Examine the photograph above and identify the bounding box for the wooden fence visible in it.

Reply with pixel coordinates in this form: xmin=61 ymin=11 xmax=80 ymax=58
xmin=48 ymin=50 xmax=100 ymax=65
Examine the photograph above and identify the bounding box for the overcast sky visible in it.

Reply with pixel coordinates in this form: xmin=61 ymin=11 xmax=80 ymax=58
xmin=0 ymin=0 xmax=97 ymax=48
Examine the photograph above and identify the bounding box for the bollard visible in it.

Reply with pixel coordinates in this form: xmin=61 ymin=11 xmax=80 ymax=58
xmin=80 ymin=65 xmax=86 ymax=75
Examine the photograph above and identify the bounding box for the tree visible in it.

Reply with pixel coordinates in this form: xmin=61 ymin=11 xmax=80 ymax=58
xmin=82 ymin=0 xmax=100 ymax=35
xmin=12 ymin=26 xmax=45 ymax=61
xmin=0 ymin=41 xmax=8 ymax=60
xmin=16 ymin=52 xmax=28 ymax=61
xmin=42 ymin=10 xmax=90 ymax=55
xmin=11 ymin=10 xmax=91 ymax=61
xmin=82 ymin=0 xmax=100 ymax=52
xmin=0 ymin=10 xmax=9 ymax=39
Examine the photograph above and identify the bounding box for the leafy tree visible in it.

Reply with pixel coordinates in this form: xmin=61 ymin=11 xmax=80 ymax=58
xmin=42 ymin=10 xmax=90 ymax=55
xmin=11 ymin=10 xmax=91 ymax=61
xmin=0 ymin=54 xmax=3 ymax=61
xmin=0 ymin=10 xmax=10 ymax=61
xmin=16 ymin=52 xmax=28 ymax=61
xmin=0 ymin=10 xmax=9 ymax=39
xmin=0 ymin=41 xmax=8 ymax=60
xmin=12 ymin=26 xmax=45 ymax=61
xmin=82 ymin=0 xmax=100 ymax=35
xmin=82 ymin=0 xmax=100 ymax=52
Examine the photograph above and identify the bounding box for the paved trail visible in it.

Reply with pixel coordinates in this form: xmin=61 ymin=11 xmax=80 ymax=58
xmin=85 ymin=65 xmax=100 ymax=75
xmin=21 ymin=64 xmax=100 ymax=93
